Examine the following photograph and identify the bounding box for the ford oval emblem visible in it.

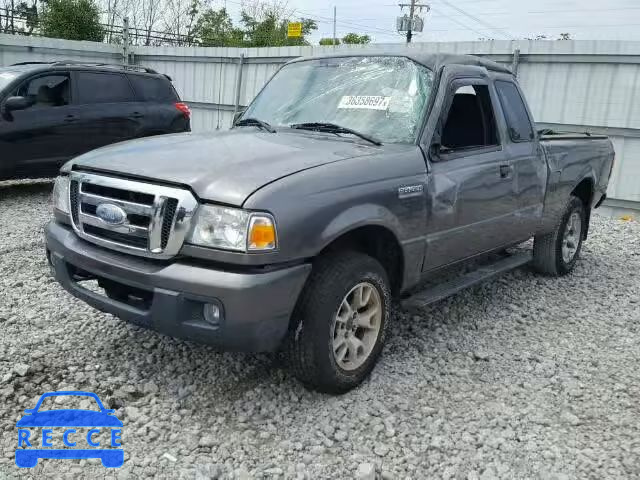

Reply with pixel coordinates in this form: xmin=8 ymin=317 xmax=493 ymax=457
xmin=96 ymin=203 xmax=127 ymax=225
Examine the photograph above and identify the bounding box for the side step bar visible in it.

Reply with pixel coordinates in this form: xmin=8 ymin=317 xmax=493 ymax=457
xmin=402 ymin=252 xmax=532 ymax=310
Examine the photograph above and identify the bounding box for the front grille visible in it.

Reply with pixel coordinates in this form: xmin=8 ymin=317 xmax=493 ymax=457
xmin=161 ymin=198 xmax=178 ymax=249
xmin=81 ymin=182 xmax=154 ymax=205
xmin=84 ymin=224 xmax=149 ymax=249
xmin=68 ymin=172 xmax=198 ymax=259
xmin=127 ymin=213 xmax=150 ymax=227
xmin=70 ymin=180 xmax=79 ymax=225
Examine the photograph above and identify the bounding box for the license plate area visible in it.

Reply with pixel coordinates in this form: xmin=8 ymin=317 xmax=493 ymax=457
xmin=66 ymin=263 xmax=153 ymax=311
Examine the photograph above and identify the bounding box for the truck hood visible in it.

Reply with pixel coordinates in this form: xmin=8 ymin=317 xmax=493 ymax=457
xmin=66 ymin=129 xmax=384 ymax=206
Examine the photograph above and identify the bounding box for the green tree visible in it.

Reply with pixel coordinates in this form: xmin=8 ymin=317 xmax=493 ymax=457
xmin=185 ymin=4 xmax=319 ymax=48
xmin=341 ymin=33 xmax=371 ymax=44
xmin=40 ymin=0 xmax=104 ymax=42
xmin=319 ymin=37 xmax=340 ymax=45
xmin=240 ymin=8 xmax=317 ymax=47
xmin=193 ymin=8 xmax=244 ymax=46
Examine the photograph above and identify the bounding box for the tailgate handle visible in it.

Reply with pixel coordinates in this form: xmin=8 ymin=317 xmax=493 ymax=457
xmin=499 ymin=164 xmax=512 ymax=178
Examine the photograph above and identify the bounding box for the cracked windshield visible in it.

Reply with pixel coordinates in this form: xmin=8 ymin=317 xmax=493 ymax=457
xmin=243 ymin=56 xmax=434 ymax=143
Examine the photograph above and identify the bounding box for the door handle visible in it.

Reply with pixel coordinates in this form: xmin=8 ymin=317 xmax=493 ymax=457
xmin=64 ymin=115 xmax=77 ymax=123
xmin=499 ymin=164 xmax=512 ymax=179
xmin=129 ymin=112 xmax=144 ymax=119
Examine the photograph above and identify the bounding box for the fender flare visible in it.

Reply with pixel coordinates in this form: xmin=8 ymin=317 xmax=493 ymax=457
xmin=317 ymin=203 xmax=405 ymax=253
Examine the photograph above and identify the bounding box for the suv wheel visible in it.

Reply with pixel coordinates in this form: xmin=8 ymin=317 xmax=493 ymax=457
xmin=285 ymin=251 xmax=391 ymax=394
xmin=533 ymin=195 xmax=585 ymax=276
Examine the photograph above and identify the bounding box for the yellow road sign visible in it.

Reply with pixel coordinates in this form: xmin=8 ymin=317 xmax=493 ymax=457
xmin=288 ymin=22 xmax=302 ymax=37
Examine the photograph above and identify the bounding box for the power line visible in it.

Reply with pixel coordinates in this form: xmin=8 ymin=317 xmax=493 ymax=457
xmin=428 ymin=6 xmax=487 ymax=38
xmin=436 ymin=0 xmax=513 ymax=39
xmin=418 ymin=22 xmax=640 ymax=33
xmin=428 ymin=5 xmax=640 ymax=19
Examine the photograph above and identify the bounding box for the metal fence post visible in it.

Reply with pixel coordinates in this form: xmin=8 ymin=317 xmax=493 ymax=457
xmin=511 ymin=48 xmax=520 ymax=77
xmin=122 ymin=17 xmax=130 ymax=65
xmin=232 ymin=54 xmax=245 ymax=122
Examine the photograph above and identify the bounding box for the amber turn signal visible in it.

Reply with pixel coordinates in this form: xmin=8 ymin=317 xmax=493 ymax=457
xmin=248 ymin=215 xmax=277 ymax=251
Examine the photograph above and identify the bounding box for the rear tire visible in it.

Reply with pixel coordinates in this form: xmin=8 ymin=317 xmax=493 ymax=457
xmin=285 ymin=251 xmax=391 ymax=394
xmin=533 ymin=195 xmax=585 ymax=276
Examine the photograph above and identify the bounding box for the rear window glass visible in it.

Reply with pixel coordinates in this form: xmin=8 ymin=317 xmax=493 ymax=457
xmin=495 ymin=80 xmax=534 ymax=142
xmin=128 ymin=75 xmax=178 ymax=102
xmin=76 ymin=72 xmax=134 ymax=104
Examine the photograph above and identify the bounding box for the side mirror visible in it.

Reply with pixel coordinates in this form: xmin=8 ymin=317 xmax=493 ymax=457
xmin=4 ymin=96 xmax=32 ymax=112
xmin=429 ymin=142 xmax=443 ymax=161
xmin=232 ymin=107 xmax=246 ymax=126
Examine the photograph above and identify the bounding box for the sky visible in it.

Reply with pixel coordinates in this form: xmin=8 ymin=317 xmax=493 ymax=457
xmin=212 ymin=0 xmax=640 ymax=44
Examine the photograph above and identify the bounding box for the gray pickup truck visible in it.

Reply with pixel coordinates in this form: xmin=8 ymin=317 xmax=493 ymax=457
xmin=45 ymin=52 xmax=614 ymax=393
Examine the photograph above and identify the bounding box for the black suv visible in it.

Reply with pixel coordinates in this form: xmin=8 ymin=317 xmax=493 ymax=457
xmin=0 ymin=61 xmax=191 ymax=180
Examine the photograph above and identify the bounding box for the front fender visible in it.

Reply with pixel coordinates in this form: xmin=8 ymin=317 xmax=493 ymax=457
xmin=318 ymin=203 xmax=405 ymax=251
xmin=237 ymin=145 xmax=429 ymax=281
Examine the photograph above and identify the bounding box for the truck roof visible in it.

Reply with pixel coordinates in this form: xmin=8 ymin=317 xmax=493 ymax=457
xmin=289 ymin=51 xmax=512 ymax=75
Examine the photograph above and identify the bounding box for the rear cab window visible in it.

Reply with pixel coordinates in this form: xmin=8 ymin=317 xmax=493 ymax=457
xmin=127 ymin=74 xmax=178 ymax=102
xmin=75 ymin=72 xmax=135 ymax=104
xmin=494 ymin=80 xmax=534 ymax=142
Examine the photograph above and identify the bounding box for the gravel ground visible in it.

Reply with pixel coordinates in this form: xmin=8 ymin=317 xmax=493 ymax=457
xmin=1 ymin=179 xmax=639 ymax=480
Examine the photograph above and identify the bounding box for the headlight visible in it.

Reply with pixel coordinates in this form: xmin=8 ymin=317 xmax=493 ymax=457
xmin=187 ymin=205 xmax=277 ymax=252
xmin=52 ymin=176 xmax=70 ymax=215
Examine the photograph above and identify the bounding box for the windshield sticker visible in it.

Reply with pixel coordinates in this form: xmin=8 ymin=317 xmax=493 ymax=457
xmin=338 ymin=96 xmax=391 ymax=111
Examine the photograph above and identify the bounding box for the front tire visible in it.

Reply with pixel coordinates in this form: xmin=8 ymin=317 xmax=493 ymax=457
xmin=285 ymin=251 xmax=391 ymax=394
xmin=533 ymin=195 xmax=585 ymax=276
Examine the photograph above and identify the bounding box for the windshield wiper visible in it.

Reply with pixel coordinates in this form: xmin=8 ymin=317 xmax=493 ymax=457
xmin=290 ymin=122 xmax=382 ymax=146
xmin=235 ymin=117 xmax=276 ymax=133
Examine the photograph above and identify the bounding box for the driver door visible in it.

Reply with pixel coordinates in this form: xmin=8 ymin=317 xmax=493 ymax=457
xmin=0 ymin=72 xmax=76 ymax=178
xmin=423 ymin=75 xmax=520 ymax=271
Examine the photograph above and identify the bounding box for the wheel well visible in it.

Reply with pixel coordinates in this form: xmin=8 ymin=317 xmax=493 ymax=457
xmin=572 ymin=178 xmax=594 ymax=208
xmin=319 ymin=226 xmax=404 ymax=296
xmin=572 ymin=177 xmax=594 ymax=239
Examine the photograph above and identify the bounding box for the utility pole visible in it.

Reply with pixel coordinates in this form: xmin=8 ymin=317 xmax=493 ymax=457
xmin=407 ymin=0 xmax=415 ymax=43
xmin=398 ymin=1 xmax=428 ymax=44
xmin=333 ymin=6 xmax=337 ymax=47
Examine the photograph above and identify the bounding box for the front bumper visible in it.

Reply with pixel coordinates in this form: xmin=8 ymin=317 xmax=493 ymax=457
xmin=45 ymin=221 xmax=311 ymax=351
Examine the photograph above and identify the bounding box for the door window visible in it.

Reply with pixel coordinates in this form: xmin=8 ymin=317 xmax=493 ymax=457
xmin=13 ymin=74 xmax=70 ymax=108
xmin=440 ymin=84 xmax=499 ymax=151
xmin=76 ymin=72 xmax=134 ymax=104
xmin=495 ymin=80 xmax=534 ymax=142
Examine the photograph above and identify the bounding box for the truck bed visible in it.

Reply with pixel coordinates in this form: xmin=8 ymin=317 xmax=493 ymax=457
xmin=538 ymin=129 xmax=615 ymax=230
